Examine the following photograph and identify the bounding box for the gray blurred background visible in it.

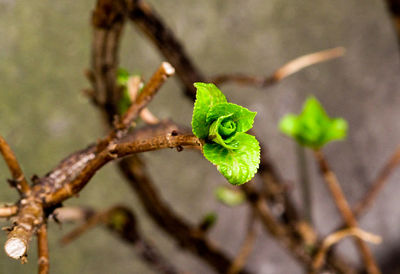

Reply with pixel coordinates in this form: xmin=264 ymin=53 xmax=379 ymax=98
xmin=1 ymin=0 xmax=400 ymax=273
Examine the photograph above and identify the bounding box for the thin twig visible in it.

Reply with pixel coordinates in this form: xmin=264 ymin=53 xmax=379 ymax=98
xmin=0 ymin=136 xmax=30 ymax=195
xmin=52 ymin=207 xmax=95 ymax=223
xmin=228 ymin=210 xmax=257 ymax=274
xmin=313 ymin=228 xmax=382 ymax=272
xmin=37 ymin=223 xmax=49 ymax=274
xmin=60 ymin=210 xmax=107 ymax=246
xmin=99 ymin=62 xmax=175 ymax=149
xmin=210 ymin=47 xmax=345 ymax=87
xmin=353 ymin=145 xmax=400 ymax=218
xmin=0 ymin=205 xmax=18 ymax=218
xmin=313 ymin=149 xmax=381 ymax=274
xmin=127 ymin=76 xmax=160 ymax=124
xmin=119 ymin=62 xmax=174 ymax=130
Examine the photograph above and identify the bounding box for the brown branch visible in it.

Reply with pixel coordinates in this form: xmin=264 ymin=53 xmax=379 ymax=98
xmin=4 ymin=196 xmax=43 ymax=261
xmin=125 ymin=0 xmax=302 ymax=233
xmin=119 ymin=62 xmax=174 ymax=129
xmin=241 ymin=184 xmax=354 ymax=273
xmin=60 ymin=210 xmax=106 ymax=246
xmin=353 ymin=145 xmax=400 ymax=218
xmin=119 ymin=156 xmax=251 ymax=274
xmin=52 ymin=207 xmax=95 ymax=223
xmin=0 ymin=205 xmax=18 ymax=218
xmin=89 ymin=1 xmax=354 ymax=273
xmin=99 ymin=61 xmax=175 ymax=150
xmin=126 ymin=0 xmax=206 ymax=98
xmin=227 ymin=210 xmax=257 ymax=274
xmin=313 ymin=228 xmax=382 ymax=272
xmin=44 ymin=133 xmax=201 ymax=207
xmin=121 ymin=1 xmax=354 ymax=272
xmin=0 ymin=136 xmax=30 ymax=195
xmin=127 ymin=76 xmax=160 ymax=124
xmin=210 ymin=47 xmax=345 ymax=87
xmin=90 ymin=0 xmax=126 ymax=111
xmin=71 ymin=7 xmax=247 ymax=267
xmin=37 ymin=223 xmax=49 ymax=274
xmin=313 ymin=150 xmax=380 ymax=274
xmin=61 ymin=205 xmax=181 ymax=274
xmin=3 ymin=124 xmax=194 ymax=261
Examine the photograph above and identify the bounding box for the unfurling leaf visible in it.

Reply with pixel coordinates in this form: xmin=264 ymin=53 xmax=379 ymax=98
xmin=279 ymin=96 xmax=348 ymax=148
xmin=191 ymin=82 xmax=260 ymax=185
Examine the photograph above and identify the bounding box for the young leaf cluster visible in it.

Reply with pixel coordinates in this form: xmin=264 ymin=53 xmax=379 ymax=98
xmin=191 ymin=83 xmax=260 ymax=185
xmin=279 ymin=96 xmax=348 ymax=148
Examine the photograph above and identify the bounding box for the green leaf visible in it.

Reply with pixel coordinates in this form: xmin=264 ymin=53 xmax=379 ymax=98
xmin=215 ymin=186 xmax=246 ymax=206
xmin=191 ymin=83 xmax=227 ymax=139
xmin=206 ymin=103 xmax=256 ymax=133
xmin=203 ymin=133 xmax=260 ymax=185
xmin=279 ymin=96 xmax=348 ymax=148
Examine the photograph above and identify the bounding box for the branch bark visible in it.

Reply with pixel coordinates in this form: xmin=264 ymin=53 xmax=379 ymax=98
xmin=37 ymin=223 xmax=49 ymax=274
xmin=125 ymin=0 xmax=206 ymax=99
xmin=0 ymin=136 xmax=30 ymax=195
xmin=0 ymin=205 xmax=18 ymax=218
xmin=43 ymin=133 xmax=201 ymax=207
xmin=4 ymin=197 xmax=43 ymax=260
